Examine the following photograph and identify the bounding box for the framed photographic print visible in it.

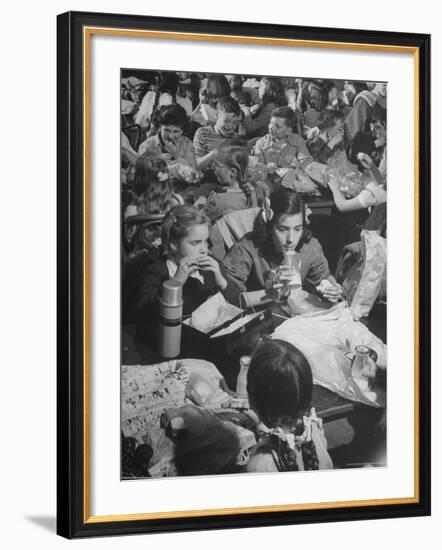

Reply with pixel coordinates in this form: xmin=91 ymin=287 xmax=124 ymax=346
xmin=57 ymin=10 xmax=431 ymax=539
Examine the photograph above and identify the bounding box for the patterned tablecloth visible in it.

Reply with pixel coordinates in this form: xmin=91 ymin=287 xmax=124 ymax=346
xmin=121 ymin=359 xmax=256 ymax=478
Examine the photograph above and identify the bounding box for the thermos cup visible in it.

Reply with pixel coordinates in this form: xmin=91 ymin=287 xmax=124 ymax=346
xmin=159 ymin=280 xmax=183 ymax=358
xmin=236 ymin=355 xmax=251 ymax=399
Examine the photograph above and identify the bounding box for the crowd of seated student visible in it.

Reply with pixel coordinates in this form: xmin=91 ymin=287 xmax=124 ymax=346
xmin=121 ymin=72 xmax=387 ymax=472
xmin=121 ymin=69 xmax=387 ymax=309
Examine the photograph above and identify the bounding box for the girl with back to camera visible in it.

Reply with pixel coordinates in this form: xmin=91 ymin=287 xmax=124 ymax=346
xmin=125 ymin=154 xmax=182 ymax=219
xmin=222 ymin=189 xmax=343 ymax=307
xmin=246 ymin=339 xmax=333 ymax=472
xmin=201 ymin=140 xmax=261 ymax=222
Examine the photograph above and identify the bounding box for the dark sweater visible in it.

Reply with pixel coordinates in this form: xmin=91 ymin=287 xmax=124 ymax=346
xmin=222 ymin=233 xmax=331 ymax=306
xmin=123 ymin=249 xmax=229 ymax=349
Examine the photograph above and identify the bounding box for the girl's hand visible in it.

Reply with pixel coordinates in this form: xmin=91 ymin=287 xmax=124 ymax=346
xmin=173 ymin=256 xmax=200 ymax=285
xmin=197 ymin=255 xmax=227 ymax=289
xmin=327 ymin=174 xmax=339 ymax=191
xmin=357 ymin=152 xmax=374 ymax=170
xmin=319 ymin=281 xmax=343 ymax=303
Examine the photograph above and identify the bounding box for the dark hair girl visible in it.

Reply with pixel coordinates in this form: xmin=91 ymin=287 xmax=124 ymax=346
xmin=222 ymin=189 xmax=343 ymax=307
xmin=246 ymin=339 xmax=333 ymax=472
xmin=247 ymin=339 xmax=313 ymax=428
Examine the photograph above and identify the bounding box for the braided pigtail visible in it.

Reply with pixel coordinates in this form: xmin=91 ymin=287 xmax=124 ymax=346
xmin=247 ymin=339 xmax=320 ymax=472
xmin=214 ymin=140 xmax=256 ymax=207
xmin=267 ymin=416 xmax=320 ymax=472
xmin=145 ymin=90 xmax=161 ymax=137
xmin=239 ymin=180 xmax=255 ymax=208
xmin=152 ymin=90 xmax=160 ymax=114
xmin=268 ymin=427 xmax=300 ymax=472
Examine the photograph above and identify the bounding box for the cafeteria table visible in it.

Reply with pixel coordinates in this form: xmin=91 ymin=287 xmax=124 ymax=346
xmin=122 ymin=299 xmax=386 ymax=461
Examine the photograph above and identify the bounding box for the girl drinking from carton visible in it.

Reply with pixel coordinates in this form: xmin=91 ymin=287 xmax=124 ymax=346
xmin=246 ymin=339 xmax=333 ymax=472
xmin=222 ymin=189 xmax=343 ymax=307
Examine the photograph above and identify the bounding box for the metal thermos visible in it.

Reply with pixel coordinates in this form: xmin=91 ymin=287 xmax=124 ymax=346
xmin=159 ymin=280 xmax=183 ymax=358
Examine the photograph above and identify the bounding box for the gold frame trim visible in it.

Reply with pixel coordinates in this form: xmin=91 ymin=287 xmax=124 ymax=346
xmin=82 ymin=27 xmax=420 ymax=524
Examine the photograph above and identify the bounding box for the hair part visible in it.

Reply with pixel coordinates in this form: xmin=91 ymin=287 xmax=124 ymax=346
xmin=247 ymin=339 xmax=313 ymax=427
xmin=253 ymin=189 xmax=311 ymax=250
xmin=214 ymin=140 xmax=254 ymax=207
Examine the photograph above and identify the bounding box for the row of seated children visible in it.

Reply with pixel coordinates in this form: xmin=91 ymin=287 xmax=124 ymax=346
xmin=122 ymin=71 xmax=386 ymax=155
xmin=122 ymin=74 xmax=386 ymax=221
xmin=123 ymin=98 xmax=386 ymax=242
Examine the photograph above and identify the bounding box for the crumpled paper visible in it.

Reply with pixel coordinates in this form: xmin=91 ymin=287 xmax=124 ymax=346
xmin=184 ymin=292 xmax=242 ymax=334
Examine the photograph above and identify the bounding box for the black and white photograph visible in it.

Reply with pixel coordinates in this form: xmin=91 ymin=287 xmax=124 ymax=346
xmin=120 ymin=70 xmax=387 ymax=479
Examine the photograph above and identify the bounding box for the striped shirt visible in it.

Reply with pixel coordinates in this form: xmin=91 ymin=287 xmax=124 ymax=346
xmin=193 ymin=125 xmax=227 ymax=159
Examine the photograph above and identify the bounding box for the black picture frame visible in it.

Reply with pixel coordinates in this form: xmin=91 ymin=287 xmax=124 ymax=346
xmin=57 ymin=10 xmax=431 ymax=539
